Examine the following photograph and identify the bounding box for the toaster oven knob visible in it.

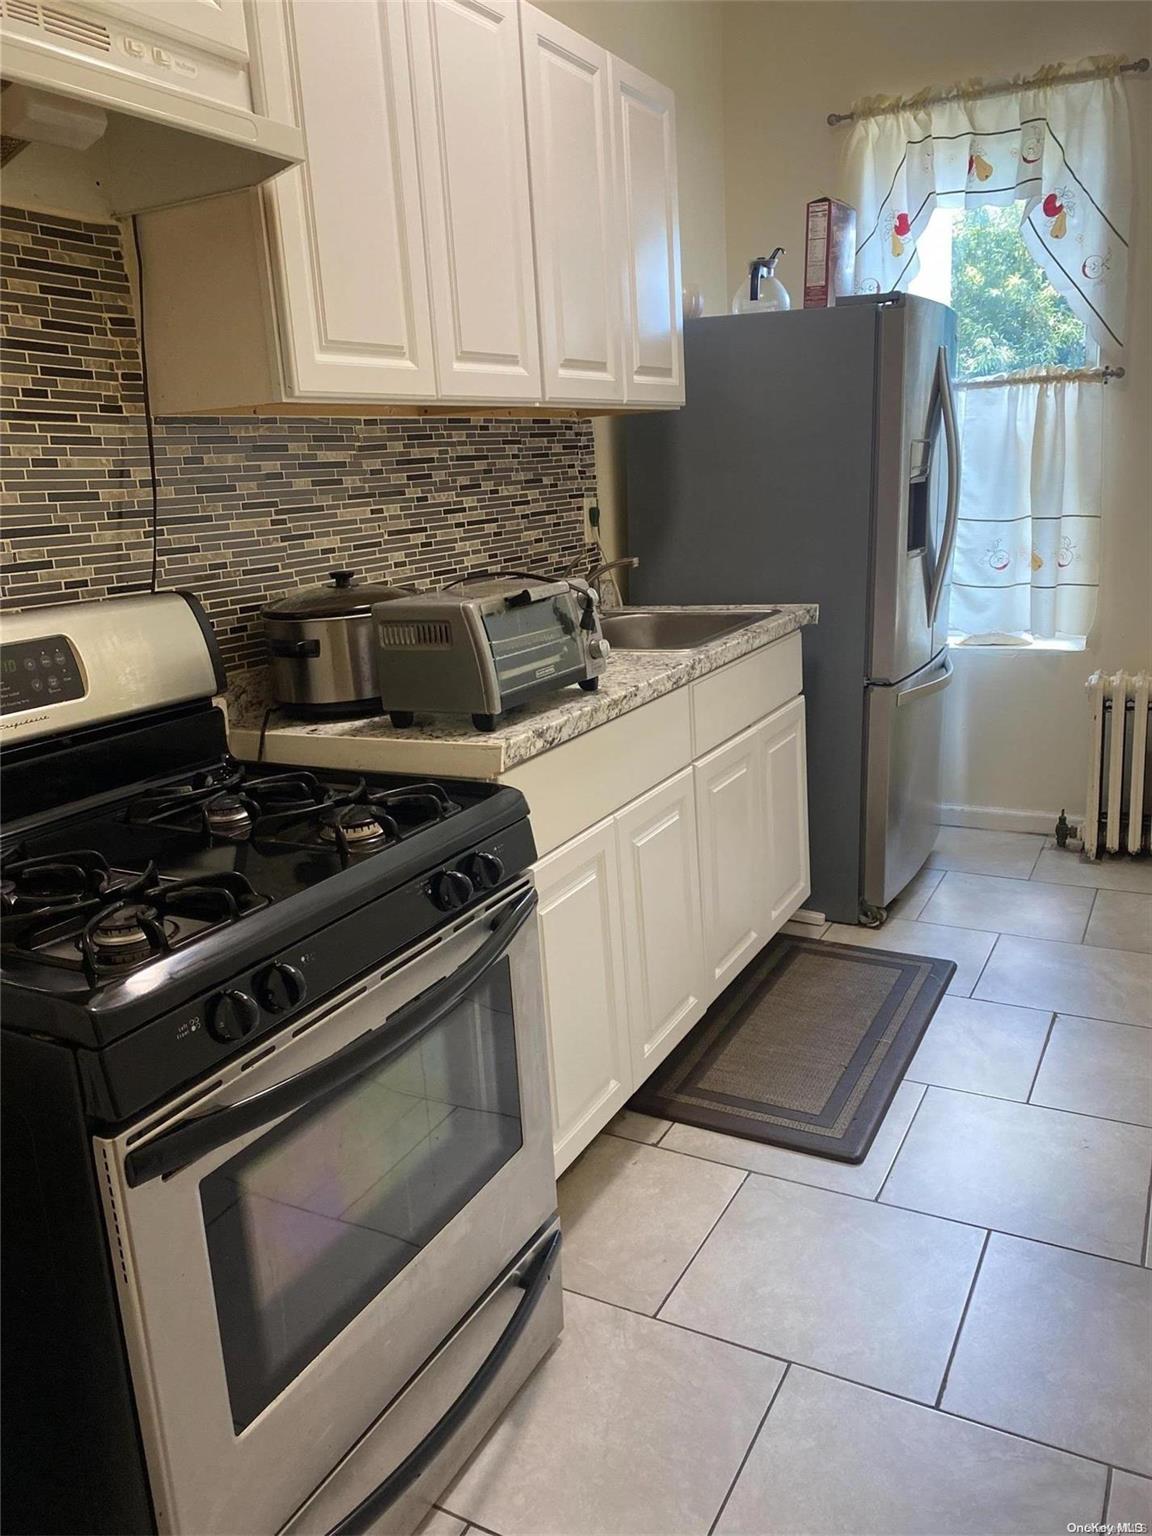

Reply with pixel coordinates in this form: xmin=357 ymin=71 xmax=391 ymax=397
xmin=254 ymin=962 xmax=307 ymax=1016
xmin=207 ymin=989 xmax=260 ymax=1043
xmin=588 ymin=637 xmax=611 ymax=661
xmin=462 ymin=851 xmax=504 ymax=891
xmin=430 ymin=869 xmax=474 ymax=911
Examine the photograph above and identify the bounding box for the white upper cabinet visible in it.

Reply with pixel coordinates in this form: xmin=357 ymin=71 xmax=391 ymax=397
xmin=409 ymin=0 xmax=543 ymax=401
xmin=137 ymin=0 xmax=685 ymax=412
xmin=520 ymin=5 xmax=624 ymax=404
xmin=610 ymin=55 xmax=684 ymax=405
xmin=259 ymin=0 xmax=437 ymax=400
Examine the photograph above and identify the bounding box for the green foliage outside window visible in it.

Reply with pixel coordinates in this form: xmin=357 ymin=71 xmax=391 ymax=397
xmin=951 ymin=204 xmax=1089 ymax=379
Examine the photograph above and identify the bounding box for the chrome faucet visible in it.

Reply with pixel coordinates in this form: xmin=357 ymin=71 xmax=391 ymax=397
xmin=582 ymin=556 xmax=639 ymax=609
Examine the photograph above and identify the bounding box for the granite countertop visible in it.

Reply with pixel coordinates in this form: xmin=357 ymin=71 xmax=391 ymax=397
xmin=226 ymin=603 xmax=818 ymax=780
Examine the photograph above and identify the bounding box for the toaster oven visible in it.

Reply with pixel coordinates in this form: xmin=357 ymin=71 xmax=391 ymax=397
xmin=372 ymin=577 xmax=609 ymax=731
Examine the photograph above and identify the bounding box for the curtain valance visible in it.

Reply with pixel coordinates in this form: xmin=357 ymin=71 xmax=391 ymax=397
xmin=842 ymin=61 xmax=1133 ymax=355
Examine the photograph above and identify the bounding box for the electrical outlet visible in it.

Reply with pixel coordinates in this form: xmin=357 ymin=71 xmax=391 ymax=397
xmin=582 ymin=495 xmax=599 ymax=544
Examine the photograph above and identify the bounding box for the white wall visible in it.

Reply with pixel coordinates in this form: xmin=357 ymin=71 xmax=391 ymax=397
xmin=535 ymin=0 xmax=728 ymax=561
xmin=721 ymin=1 xmax=1152 ymax=829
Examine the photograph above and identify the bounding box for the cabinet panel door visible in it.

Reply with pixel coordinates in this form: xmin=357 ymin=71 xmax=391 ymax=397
xmin=615 ymin=769 xmax=707 ymax=1082
xmin=534 ymin=820 xmax=631 ymax=1175
xmin=262 ymin=0 xmax=437 ymax=399
xmin=410 ymin=0 xmax=543 ymax=401
xmin=759 ymin=696 xmax=812 ymax=932
xmin=609 ymin=55 xmax=683 ymax=405
xmin=520 ymin=5 xmax=623 ymax=403
xmin=695 ymin=724 xmax=767 ymax=998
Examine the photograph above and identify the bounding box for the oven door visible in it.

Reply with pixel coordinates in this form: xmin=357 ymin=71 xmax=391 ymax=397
xmin=94 ymin=880 xmax=555 ymax=1536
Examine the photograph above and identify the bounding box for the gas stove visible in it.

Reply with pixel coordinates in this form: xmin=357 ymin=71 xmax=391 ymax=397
xmin=0 ymin=594 xmax=535 ymax=1115
xmin=1 ymin=595 xmax=557 ymax=1536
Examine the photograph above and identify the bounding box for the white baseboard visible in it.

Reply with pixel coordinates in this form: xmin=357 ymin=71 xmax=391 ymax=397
xmin=940 ymin=803 xmax=1082 ymax=838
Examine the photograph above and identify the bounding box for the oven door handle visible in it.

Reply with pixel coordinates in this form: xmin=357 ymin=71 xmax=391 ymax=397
xmin=327 ymin=1226 xmax=562 ymax=1536
xmin=124 ymin=886 xmax=538 ymax=1188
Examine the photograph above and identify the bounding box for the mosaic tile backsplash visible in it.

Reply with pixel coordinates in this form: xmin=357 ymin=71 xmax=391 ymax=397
xmin=0 ymin=206 xmax=595 ymax=674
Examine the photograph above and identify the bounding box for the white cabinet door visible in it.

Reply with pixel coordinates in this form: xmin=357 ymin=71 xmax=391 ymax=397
xmin=534 ymin=819 xmax=631 ymax=1174
xmin=260 ymin=0 xmax=437 ymax=399
xmin=95 ymin=0 xmax=248 ymax=59
xmin=695 ymin=723 xmax=767 ymax=999
xmin=409 ymin=0 xmax=542 ymax=401
xmin=520 ymin=5 xmax=624 ymax=404
xmin=615 ymin=769 xmax=707 ymax=1081
xmin=760 ymin=695 xmax=812 ymax=933
xmin=609 ymin=55 xmax=683 ymax=405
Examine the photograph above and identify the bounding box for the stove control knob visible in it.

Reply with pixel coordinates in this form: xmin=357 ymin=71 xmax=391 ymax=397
xmin=462 ymin=852 xmax=504 ymax=891
xmin=207 ymin=989 xmax=260 ymax=1043
xmin=255 ymin=962 xmax=307 ymax=1016
xmin=430 ymin=868 xmax=474 ymax=911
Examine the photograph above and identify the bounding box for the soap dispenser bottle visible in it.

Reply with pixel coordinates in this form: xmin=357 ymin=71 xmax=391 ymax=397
xmin=731 ymin=249 xmax=791 ymax=314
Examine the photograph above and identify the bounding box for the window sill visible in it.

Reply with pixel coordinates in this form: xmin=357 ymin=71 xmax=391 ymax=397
xmin=948 ymin=635 xmax=1087 ymax=653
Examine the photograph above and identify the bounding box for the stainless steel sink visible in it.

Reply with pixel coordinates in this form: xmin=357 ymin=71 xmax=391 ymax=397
xmin=599 ymin=608 xmax=779 ymax=650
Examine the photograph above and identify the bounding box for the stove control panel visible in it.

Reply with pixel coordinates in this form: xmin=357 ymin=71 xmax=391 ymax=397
xmin=1 ymin=635 xmax=86 ymax=715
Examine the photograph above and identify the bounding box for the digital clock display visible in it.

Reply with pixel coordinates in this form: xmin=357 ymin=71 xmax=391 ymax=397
xmin=0 ymin=635 xmax=86 ymax=715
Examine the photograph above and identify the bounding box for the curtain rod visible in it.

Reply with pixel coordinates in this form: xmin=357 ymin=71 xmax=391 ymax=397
xmin=958 ymin=366 xmax=1126 ymax=390
xmin=828 ymin=56 xmax=1149 ymax=126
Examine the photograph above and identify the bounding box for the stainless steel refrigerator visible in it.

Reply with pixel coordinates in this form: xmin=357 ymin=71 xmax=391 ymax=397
xmin=625 ymin=292 xmax=960 ymax=926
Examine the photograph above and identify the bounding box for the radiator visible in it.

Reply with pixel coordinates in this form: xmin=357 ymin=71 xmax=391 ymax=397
xmin=1084 ymin=671 xmax=1151 ymax=857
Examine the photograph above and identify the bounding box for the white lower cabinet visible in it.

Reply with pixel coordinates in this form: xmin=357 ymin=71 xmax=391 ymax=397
xmin=761 ymin=696 xmax=811 ymax=930
xmin=533 ymin=819 xmax=632 ymax=1174
xmin=536 ymin=643 xmax=811 ymax=1175
xmin=615 ymin=769 xmax=707 ymax=1084
xmin=694 ymin=722 xmax=768 ymax=997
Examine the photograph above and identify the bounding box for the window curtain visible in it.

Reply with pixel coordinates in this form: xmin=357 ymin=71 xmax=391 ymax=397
xmin=842 ymin=62 xmax=1133 ymax=355
xmin=951 ymin=376 xmax=1103 ymax=640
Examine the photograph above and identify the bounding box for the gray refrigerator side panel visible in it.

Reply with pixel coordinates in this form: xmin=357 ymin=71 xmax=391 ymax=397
xmin=625 ymin=307 xmax=879 ymax=925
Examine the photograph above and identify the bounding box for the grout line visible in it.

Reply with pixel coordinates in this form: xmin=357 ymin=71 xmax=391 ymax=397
xmin=562 ymin=1288 xmax=1147 ymax=1480
xmin=1080 ymin=885 xmax=1102 ymax=945
xmin=1140 ymin=1156 xmax=1152 ymax=1268
xmin=634 ymin=1132 xmax=1152 ymax=1268
xmin=653 ymin=1170 xmax=749 ymax=1316
xmin=965 ymin=929 xmax=1002 ymax=1000
xmin=928 ymin=1073 xmax=1152 ymax=1132
xmin=436 ymin=1505 xmax=501 ymax=1535
xmin=1025 ymin=1012 xmax=1059 ymax=1103
xmin=706 ymin=1363 xmax=791 ymax=1536
xmin=1102 ymin=1466 xmax=1114 ymax=1526
xmin=933 ymin=1228 xmax=991 ymax=1409
xmin=873 ymin=1083 xmax=929 ymax=1202
xmin=618 ymin=1303 xmax=1144 ymax=1481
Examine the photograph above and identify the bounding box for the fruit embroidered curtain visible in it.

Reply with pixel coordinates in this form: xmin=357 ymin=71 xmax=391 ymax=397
xmin=841 ymin=63 xmax=1133 ymax=356
xmin=949 ymin=376 xmax=1103 ymax=642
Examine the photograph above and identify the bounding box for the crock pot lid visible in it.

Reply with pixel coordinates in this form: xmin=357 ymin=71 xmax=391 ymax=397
xmin=263 ymin=570 xmax=410 ymax=619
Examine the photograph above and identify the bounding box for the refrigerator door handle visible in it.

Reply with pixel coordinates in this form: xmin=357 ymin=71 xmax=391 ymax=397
xmin=927 ymin=345 xmax=961 ymax=629
xmin=896 ymin=652 xmax=954 ymax=706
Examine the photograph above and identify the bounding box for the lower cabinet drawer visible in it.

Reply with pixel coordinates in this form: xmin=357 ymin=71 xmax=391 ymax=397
xmin=691 ymin=630 xmax=802 ymax=758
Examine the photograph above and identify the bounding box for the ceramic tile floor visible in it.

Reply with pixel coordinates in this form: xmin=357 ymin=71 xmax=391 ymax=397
xmin=436 ymin=831 xmax=1152 ymax=1536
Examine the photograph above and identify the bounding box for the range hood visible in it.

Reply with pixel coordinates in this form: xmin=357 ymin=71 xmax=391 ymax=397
xmin=0 ymin=0 xmax=304 ymax=215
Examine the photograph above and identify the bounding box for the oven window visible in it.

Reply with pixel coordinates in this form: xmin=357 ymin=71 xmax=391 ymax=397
xmin=200 ymin=958 xmax=522 ymax=1433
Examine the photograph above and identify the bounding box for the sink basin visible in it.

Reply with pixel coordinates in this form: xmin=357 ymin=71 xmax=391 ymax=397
xmin=599 ymin=608 xmax=779 ymax=650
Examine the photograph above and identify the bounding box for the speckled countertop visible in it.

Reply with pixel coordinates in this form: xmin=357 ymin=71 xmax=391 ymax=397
xmin=226 ymin=603 xmax=818 ymax=780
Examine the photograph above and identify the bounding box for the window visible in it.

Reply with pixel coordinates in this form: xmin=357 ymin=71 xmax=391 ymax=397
xmin=909 ymin=202 xmax=1094 ymax=379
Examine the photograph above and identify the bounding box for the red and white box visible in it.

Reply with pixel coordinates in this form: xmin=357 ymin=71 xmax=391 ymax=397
xmin=804 ymin=197 xmax=857 ymax=308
